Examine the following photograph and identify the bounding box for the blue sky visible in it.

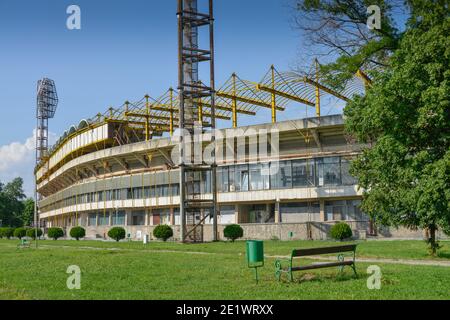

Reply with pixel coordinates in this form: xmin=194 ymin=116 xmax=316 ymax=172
xmin=0 ymin=0 xmax=306 ymax=145
xmin=0 ymin=0 xmax=408 ymax=195
xmin=0 ymin=0 xmax=310 ymax=195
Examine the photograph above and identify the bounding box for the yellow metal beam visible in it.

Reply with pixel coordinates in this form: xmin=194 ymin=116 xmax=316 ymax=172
xmin=217 ymin=92 xmax=284 ymax=111
xmin=315 ymin=58 xmax=321 ymax=117
xmin=356 ymin=69 xmax=372 ymax=88
xmin=256 ymin=84 xmax=315 ymax=107
xmin=303 ymin=77 xmax=350 ymax=102
xmin=271 ymin=65 xmax=276 ymax=123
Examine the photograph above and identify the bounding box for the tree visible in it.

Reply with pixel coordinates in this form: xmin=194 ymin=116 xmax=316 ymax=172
xmin=22 ymin=198 xmax=35 ymax=227
xmin=0 ymin=178 xmax=26 ymax=227
xmin=344 ymin=2 xmax=450 ymax=255
xmin=108 ymin=227 xmax=126 ymax=242
xmin=293 ymin=0 xmax=403 ymax=85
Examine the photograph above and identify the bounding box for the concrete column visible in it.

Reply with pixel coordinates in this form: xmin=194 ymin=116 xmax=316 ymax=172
xmin=95 ymin=213 xmax=98 ymax=227
xmin=274 ymin=200 xmax=281 ymax=223
xmin=145 ymin=210 xmax=149 ymax=226
xmin=320 ymin=200 xmax=326 ymax=221
xmin=108 ymin=213 xmax=112 ymax=226
xmin=234 ymin=205 xmax=239 ymax=224
xmin=125 ymin=210 xmax=129 ymax=226
xmin=170 ymin=207 xmax=175 ymax=225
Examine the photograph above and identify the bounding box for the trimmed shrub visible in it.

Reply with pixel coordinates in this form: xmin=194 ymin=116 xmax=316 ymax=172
xmin=13 ymin=227 xmax=27 ymax=239
xmin=153 ymin=225 xmax=173 ymax=242
xmin=26 ymin=228 xmax=43 ymax=239
xmin=223 ymin=224 xmax=244 ymax=242
xmin=70 ymin=226 xmax=86 ymax=241
xmin=330 ymin=222 xmax=353 ymax=241
xmin=108 ymin=227 xmax=126 ymax=242
xmin=48 ymin=227 xmax=64 ymax=240
xmin=3 ymin=228 xmax=14 ymax=239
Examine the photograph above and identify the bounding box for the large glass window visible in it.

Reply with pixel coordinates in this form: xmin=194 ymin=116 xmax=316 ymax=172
xmin=130 ymin=210 xmax=145 ymax=226
xmin=111 ymin=210 xmax=126 ymax=225
xmin=133 ymin=187 xmax=143 ymax=199
xmin=88 ymin=213 xmax=97 ymax=226
xmin=316 ymin=157 xmax=341 ymax=186
xmin=228 ymin=166 xmax=236 ymax=192
xmin=249 ymin=164 xmax=262 ymax=190
xmin=292 ymin=159 xmax=315 ymax=187
xmin=341 ymin=158 xmax=358 ymax=185
xmin=235 ymin=164 xmax=249 ymax=191
xmin=281 ymin=202 xmax=320 ymax=222
xmin=98 ymin=212 xmax=110 ymax=226
xmin=270 ymin=161 xmax=292 ymax=189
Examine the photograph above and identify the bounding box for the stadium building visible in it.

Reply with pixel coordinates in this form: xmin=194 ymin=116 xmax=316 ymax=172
xmin=35 ymin=65 xmax=427 ymax=241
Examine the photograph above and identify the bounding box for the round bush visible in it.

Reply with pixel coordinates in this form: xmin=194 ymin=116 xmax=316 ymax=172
xmin=13 ymin=227 xmax=27 ymax=239
xmin=108 ymin=227 xmax=126 ymax=242
xmin=223 ymin=224 xmax=244 ymax=242
xmin=26 ymin=228 xmax=43 ymax=239
xmin=330 ymin=222 xmax=353 ymax=241
xmin=69 ymin=226 xmax=86 ymax=241
xmin=48 ymin=227 xmax=64 ymax=240
xmin=153 ymin=225 xmax=173 ymax=242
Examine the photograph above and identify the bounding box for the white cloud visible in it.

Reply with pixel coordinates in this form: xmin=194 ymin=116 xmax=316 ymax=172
xmin=0 ymin=130 xmax=56 ymax=197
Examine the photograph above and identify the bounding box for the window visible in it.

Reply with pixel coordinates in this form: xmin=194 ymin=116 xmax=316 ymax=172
xmin=292 ymin=159 xmax=315 ymax=187
xmin=316 ymin=157 xmax=341 ymax=186
xmin=88 ymin=213 xmax=97 ymax=226
xmin=133 ymin=187 xmax=143 ymax=199
xmin=270 ymin=161 xmax=292 ymax=189
xmin=341 ymin=158 xmax=357 ymax=185
xmin=249 ymin=164 xmax=264 ymax=190
xmin=111 ymin=211 xmax=126 ymax=225
xmin=281 ymin=202 xmax=320 ymax=222
xmin=228 ymin=166 xmax=236 ymax=192
xmin=98 ymin=212 xmax=110 ymax=226
xmin=235 ymin=164 xmax=249 ymax=191
xmin=130 ymin=210 xmax=145 ymax=226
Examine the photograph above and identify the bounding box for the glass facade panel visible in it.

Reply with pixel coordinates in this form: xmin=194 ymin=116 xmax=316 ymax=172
xmin=292 ymin=159 xmax=315 ymax=187
xmin=88 ymin=213 xmax=97 ymax=226
xmin=271 ymin=161 xmax=292 ymax=189
xmin=316 ymin=157 xmax=341 ymax=186
xmin=111 ymin=211 xmax=126 ymax=225
xmin=130 ymin=210 xmax=145 ymax=226
xmin=98 ymin=212 xmax=110 ymax=226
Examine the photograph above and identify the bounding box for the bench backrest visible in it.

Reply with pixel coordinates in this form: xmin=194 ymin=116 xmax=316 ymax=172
xmin=291 ymin=244 xmax=357 ymax=257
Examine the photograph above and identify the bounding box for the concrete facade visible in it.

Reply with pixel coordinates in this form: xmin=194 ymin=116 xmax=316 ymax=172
xmin=36 ymin=114 xmax=437 ymax=241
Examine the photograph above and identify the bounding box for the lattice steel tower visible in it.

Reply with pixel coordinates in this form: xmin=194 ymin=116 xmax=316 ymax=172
xmin=36 ymin=78 xmax=58 ymax=164
xmin=177 ymin=0 xmax=218 ymax=242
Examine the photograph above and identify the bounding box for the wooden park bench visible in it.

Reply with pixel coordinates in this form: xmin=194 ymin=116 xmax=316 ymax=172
xmin=17 ymin=239 xmax=31 ymax=249
xmin=274 ymin=244 xmax=357 ymax=282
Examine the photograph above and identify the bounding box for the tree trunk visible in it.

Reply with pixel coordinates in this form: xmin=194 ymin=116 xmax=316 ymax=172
xmin=428 ymin=225 xmax=437 ymax=256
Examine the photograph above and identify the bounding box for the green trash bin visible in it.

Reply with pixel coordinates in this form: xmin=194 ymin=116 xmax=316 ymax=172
xmin=246 ymin=240 xmax=264 ymax=283
xmin=246 ymin=240 xmax=264 ymax=267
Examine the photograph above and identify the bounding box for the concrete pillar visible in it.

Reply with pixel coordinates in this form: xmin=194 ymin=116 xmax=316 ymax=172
xmin=234 ymin=205 xmax=239 ymax=224
xmin=125 ymin=210 xmax=129 ymax=226
xmin=108 ymin=213 xmax=112 ymax=226
xmin=320 ymin=200 xmax=326 ymax=221
xmin=274 ymin=200 xmax=281 ymax=223
xmin=145 ymin=210 xmax=149 ymax=226
xmin=170 ymin=207 xmax=175 ymax=225
xmin=95 ymin=213 xmax=98 ymax=227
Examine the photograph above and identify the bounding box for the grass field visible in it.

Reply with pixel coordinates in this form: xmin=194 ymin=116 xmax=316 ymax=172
xmin=0 ymin=239 xmax=449 ymax=300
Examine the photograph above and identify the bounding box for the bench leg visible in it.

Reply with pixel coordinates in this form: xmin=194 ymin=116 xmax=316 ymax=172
xmin=274 ymin=261 xmax=282 ymax=281
xmin=351 ymin=263 xmax=357 ymax=277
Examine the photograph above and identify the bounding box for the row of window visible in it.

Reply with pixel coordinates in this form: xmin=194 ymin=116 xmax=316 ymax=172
xmin=41 ymin=156 xmax=357 ymax=213
xmin=217 ymin=156 xmax=356 ymax=192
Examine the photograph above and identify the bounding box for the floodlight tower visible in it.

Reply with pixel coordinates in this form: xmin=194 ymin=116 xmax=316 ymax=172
xmin=35 ymin=78 xmax=58 ymax=247
xmin=178 ymin=0 xmax=218 ymax=242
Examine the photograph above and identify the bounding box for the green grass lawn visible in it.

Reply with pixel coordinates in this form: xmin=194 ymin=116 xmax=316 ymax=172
xmin=0 ymin=239 xmax=449 ymax=300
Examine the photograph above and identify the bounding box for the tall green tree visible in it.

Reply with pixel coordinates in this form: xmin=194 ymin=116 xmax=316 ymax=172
xmin=344 ymin=2 xmax=449 ymax=255
xmin=0 ymin=178 xmax=26 ymax=227
xmin=22 ymin=198 xmax=35 ymax=227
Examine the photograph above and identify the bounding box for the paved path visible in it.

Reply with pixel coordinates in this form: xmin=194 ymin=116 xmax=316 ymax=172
xmin=5 ymin=243 xmax=450 ymax=267
xmin=266 ymin=254 xmax=450 ymax=267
